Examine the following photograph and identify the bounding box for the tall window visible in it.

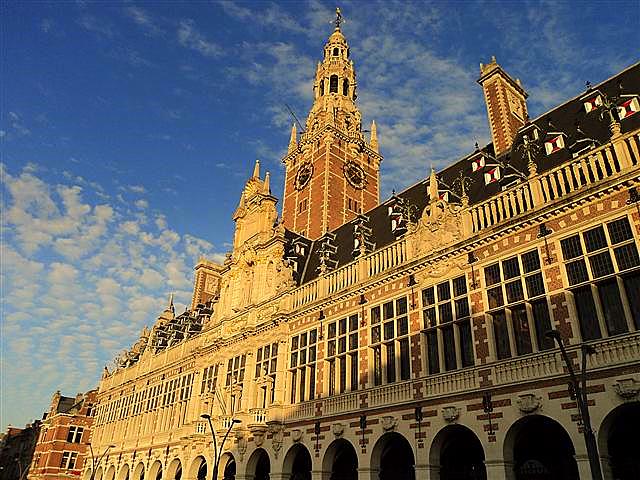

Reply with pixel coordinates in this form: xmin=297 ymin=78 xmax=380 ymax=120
xmin=289 ymin=328 xmax=317 ymax=403
xmin=329 ymin=75 xmax=339 ymax=93
xmin=60 ymin=451 xmax=78 ymax=470
xmin=225 ymin=355 xmax=246 ymax=386
xmin=66 ymin=426 xmax=84 ymax=443
xmin=326 ymin=314 xmax=359 ymax=396
xmin=561 ymin=216 xmax=640 ymax=340
xmin=485 ymin=249 xmax=554 ymax=359
xmin=370 ymin=297 xmax=410 ymax=386
xmin=422 ymin=274 xmax=474 ymax=373
xmin=343 ymin=78 xmax=349 ymax=96
xmin=256 ymin=342 xmax=278 ymax=406
xmin=201 ymin=364 xmax=219 ymax=394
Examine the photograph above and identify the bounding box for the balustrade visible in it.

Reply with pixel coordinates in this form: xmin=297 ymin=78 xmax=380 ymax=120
xmin=248 ymin=407 xmax=268 ymax=425
xmin=368 ymin=381 xmax=413 ymax=408
xmin=324 ymin=391 xmax=359 ymax=415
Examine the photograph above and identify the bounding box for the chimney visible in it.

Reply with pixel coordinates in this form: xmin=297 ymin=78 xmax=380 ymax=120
xmin=478 ymin=56 xmax=528 ymax=156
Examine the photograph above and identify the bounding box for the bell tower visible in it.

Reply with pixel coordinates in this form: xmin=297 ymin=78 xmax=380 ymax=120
xmin=281 ymin=8 xmax=382 ymax=239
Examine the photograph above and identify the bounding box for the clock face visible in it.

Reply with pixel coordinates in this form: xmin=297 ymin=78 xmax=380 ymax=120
xmin=295 ymin=162 xmax=313 ymax=190
xmin=343 ymin=161 xmax=366 ymax=189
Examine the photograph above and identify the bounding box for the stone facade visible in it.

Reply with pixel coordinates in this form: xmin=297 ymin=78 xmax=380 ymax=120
xmin=87 ymin=14 xmax=640 ymax=480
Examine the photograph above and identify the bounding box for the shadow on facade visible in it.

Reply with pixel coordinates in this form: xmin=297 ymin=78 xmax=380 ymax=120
xmin=430 ymin=424 xmax=486 ymax=480
xmin=598 ymin=401 xmax=640 ymax=480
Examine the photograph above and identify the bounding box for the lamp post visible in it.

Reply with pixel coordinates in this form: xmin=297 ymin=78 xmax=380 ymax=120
xmin=545 ymin=330 xmax=602 ymax=480
xmin=87 ymin=444 xmax=116 ymax=480
xmin=201 ymin=414 xmax=241 ymax=480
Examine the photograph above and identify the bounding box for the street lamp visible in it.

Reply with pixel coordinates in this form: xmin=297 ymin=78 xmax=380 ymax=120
xmin=87 ymin=444 xmax=116 ymax=480
xmin=200 ymin=414 xmax=241 ymax=480
xmin=545 ymin=330 xmax=602 ymax=480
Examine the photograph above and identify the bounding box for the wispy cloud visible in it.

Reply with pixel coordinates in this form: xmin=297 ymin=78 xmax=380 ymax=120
xmin=77 ymin=13 xmax=115 ymax=39
xmin=177 ymin=19 xmax=223 ymax=58
xmin=123 ymin=6 xmax=164 ymax=37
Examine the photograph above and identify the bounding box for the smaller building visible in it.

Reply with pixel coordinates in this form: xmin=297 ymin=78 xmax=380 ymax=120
xmin=0 ymin=421 xmax=41 ymax=480
xmin=28 ymin=390 xmax=97 ymax=480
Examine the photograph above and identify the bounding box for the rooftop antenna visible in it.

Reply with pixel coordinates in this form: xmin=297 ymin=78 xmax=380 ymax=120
xmin=284 ymin=103 xmax=305 ymax=133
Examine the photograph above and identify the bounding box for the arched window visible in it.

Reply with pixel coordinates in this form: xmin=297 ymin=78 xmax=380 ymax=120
xmin=343 ymin=79 xmax=349 ymax=96
xmin=329 ymin=75 xmax=338 ymax=94
xmin=319 ymin=80 xmax=324 ymax=96
xmin=333 ymin=48 xmax=339 ymax=56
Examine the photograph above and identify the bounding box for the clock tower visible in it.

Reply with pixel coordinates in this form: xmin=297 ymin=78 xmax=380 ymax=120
xmin=281 ymin=9 xmax=382 ymax=239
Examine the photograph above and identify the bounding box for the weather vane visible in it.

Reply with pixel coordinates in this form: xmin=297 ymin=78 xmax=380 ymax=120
xmin=335 ymin=7 xmax=343 ymax=29
xmin=452 ymin=170 xmax=474 ymax=199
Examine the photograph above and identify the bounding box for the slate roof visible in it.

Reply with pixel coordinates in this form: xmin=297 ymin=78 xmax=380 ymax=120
xmin=284 ymin=62 xmax=640 ymax=286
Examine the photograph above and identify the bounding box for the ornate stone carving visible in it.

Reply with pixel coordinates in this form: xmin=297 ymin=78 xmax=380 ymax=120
xmin=235 ymin=431 xmax=247 ymax=461
xmin=252 ymin=429 xmax=266 ymax=447
xmin=613 ymin=378 xmax=640 ymax=400
xmin=517 ymin=393 xmax=542 ymax=414
xmin=291 ymin=429 xmax=303 ymax=443
xmin=332 ymin=423 xmax=345 ymax=437
xmin=269 ymin=424 xmax=284 ymax=458
xmin=380 ymin=416 xmax=397 ymax=432
xmin=442 ymin=406 xmax=460 ymax=423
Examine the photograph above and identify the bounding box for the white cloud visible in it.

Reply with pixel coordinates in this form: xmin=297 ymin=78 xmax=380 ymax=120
xmin=124 ymin=6 xmax=164 ymax=37
xmin=177 ymin=19 xmax=222 ymax=58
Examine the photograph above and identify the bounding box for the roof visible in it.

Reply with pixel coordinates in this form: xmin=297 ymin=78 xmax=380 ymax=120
xmin=285 ymin=62 xmax=640 ymax=286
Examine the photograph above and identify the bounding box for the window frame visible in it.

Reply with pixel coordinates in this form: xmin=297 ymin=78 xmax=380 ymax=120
xmin=325 ymin=313 xmax=360 ymax=396
xmin=289 ymin=328 xmax=318 ymax=403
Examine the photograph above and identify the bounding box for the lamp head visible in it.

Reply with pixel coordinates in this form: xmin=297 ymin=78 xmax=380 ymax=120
xmin=318 ymin=310 xmax=325 ymax=321
xmin=232 ymin=419 xmax=242 ymax=424
xmin=359 ymin=294 xmax=367 ymax=305
xmin=545 ymin=330 xmax=562 ymax=342
xmin=407 ymin=274 xmax=417 ymax=287
xmin=200 ymin=414 xmax=211 ymax=420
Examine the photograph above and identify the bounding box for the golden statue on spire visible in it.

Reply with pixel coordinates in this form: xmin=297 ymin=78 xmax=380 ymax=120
xmin=335 ymin=7 xmax=343 ymax=29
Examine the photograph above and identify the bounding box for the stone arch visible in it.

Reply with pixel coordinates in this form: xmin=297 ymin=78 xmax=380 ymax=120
xmin=282 ymin=443 xmax=312 ymax=480
xmin=246 ymin=448 xmax=270 ymax=480
xmin=166 ymin=458 xmax=182 ymax=480
xmin=598 ymin=401 xmax=640 ymax=480
xmin=105 ymin=465 xmax=117 ymax=480
xmin=429 ymin=424 xmax=486 ymax=480
xmin=83 ymin=468 xmax=93 ymax=480
xmin=220 ymin=452 xmax=236 ymax=480
xmin=188 ymin=456 xmax=207 ymax=480
xmin=117 ymin=464 xmax=131 ymax=480
xmin=504 ymin=414 xmax=578 ymax=480
xmin=148 ymin=460 xmax=163 ymax=480
xmin=322 ymin=438 xmax=357 ymax=480
xmin=132 ymin=462 xmax=146 ymax=480
xmin=370 ymin=432 xmax=415 ymax=480
xmin=95 ymin=467 xmax=104 ymax=480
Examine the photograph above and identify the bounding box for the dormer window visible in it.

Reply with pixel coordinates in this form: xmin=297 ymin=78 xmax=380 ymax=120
xmin=330 ymin=75 xmax=338 ymax=93
xmin=333 ymin=47 xmax=339 ymax=56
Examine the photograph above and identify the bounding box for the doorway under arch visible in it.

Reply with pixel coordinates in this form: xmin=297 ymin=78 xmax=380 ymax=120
xmin=283 ymin=443 xmax=312 ymax=480
xmin=598 ymin=401 xmax=640 ymax=480
xmin=117 ymin=464 xmax=130 ymax=480
xmin=166 ymin=458 xmax=182 ymax=480
xmin=148 ymin=460 xmax=163 ymax=480
xmin=220 ymin=452 xmax=236 ymax=480
xmin=504 ymin=415 xmax=578 ymax=480
xmin=105 ymin=465 xmax=117 ymax=480
xmin=246 ymin=448 xmax=270 ymax=480
xmin=430 ymin=424 xmax=486 ymax=480
xmin=132 ymin=462 xmax=145 ymax=480
xmin=371 ymin=432 xmax=415 ymax=480
xmin=188 ymin=456 xmax=207 ymax=480
xmin=322 ymin=438 xmax=358 ymax=480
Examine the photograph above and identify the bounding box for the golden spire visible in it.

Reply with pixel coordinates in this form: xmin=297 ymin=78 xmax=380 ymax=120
xmin=252 ymin=159 xmax=261 ymax=179
xmin=263 ymin=171 xmax=271 ymax=195
xmin=429 ymin=166 xmax=438 ymax=202
xmin=370 ymin=120 xmax=378 ymax=152
xmin=288 ymin=123 xmax=297 ymax=153
xmin=335 ymin=7 xmax=343 ymax=30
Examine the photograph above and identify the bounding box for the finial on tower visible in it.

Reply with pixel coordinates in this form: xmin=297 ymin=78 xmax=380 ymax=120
xmin=429 ymin=166 xmax=438 ymax=202
xmin=335 ymin=7 xmax=343 ymax=30
xmin=370 ymin=120 xmax=378 ymax=152
xmin=253 ymin=159 xmax=261 ymax=179
xmin=263 ymin=172 xmax=271 ymax=194
xmin=288 ymin=124 xmax=297 ymax=154
xmin=168 ymin=293 xmax=175 ymax=314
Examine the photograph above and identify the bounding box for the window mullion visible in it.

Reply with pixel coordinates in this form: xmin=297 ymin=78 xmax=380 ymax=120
xmin=590 ymin=282 xmax=608 ymax=336
xmin=525 ymin=302 xmax=539 ymax=351
xmin=616 ymin=275 xmax=635 ymax=332
xmin=505 ymin=307 xmax=517 ymax=357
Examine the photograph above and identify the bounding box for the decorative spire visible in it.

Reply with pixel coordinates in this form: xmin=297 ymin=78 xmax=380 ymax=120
xmin=252 ymin=159 xmax=261 ymax=179
xmin=370 ymin=120 xmax=378 ymax=152
xmin=168 ymin=293 xmax=174 ymax=314
xmin=429 ymin=166 xmax=438 ymax=202
xmin=263 ymin=171 xmax=271 ymax=195
xmin=334 ymin=7 xmax=343 ymax=30
xmin=288 ymin=123 xmax=297 ymax=153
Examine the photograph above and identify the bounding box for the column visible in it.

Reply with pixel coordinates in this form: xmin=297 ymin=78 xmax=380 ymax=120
xmin=574 ymin=453 xmax=593 ymax=480
xmin=484 ymin=459 xmax=510 ymax=480
xmin=242 ymin=353 xmax=257 ymax=412
xmin=311 ymin=471 xmax=327 ymax=480
xmin=414 ymin=464 xmax=439 ymax=480
xmin=357 ymin=467 xmax=375 ymax=480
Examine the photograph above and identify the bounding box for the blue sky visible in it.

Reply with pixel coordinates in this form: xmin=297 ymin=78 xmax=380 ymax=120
xmin=1 ymin=0 xmax=637 ymax=428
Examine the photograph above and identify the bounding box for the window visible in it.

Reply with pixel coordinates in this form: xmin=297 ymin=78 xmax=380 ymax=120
xmin=256 ymin=342 xmax=278 ymax=405
xmin=225 ymin=354 xmax=246 ymax=413
xmin=422 ymin=274 xmax=474 ymax=373
xmin=290 ymin=329 xmax=318 ymax=403
xmin=347 ymin=198 xmax=359 ymax=213
xmin=326 ymin=314 xmax=359 ymax=395
xmin=370 ymin=297 xmax=411 ymax=386
xmin=66 ymin=426 xmax=84 ymax=443
xmin=333 ymin=47 xmax=339 ymax=56
xmin=561 ymin=217 xmax=640 ymax=339
xmin=319 ymin=79 xmax=324 ymax=96
xmin=298 ymin=199 xmax=308 ymax=213
xmin=201 ymin=364 xmax=219 ymax=394
xmin=85 ymin=404 xmax=94 ymax=417
xmin=484 ymin=249 xmax=554 ymax=359
xmin=60 ymin=451 xmax=78 ymax=470
xmin=329 ymin=75 xmax=339 ymax=93
xmin=343 ymin=78 xmax=349 ymax=96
